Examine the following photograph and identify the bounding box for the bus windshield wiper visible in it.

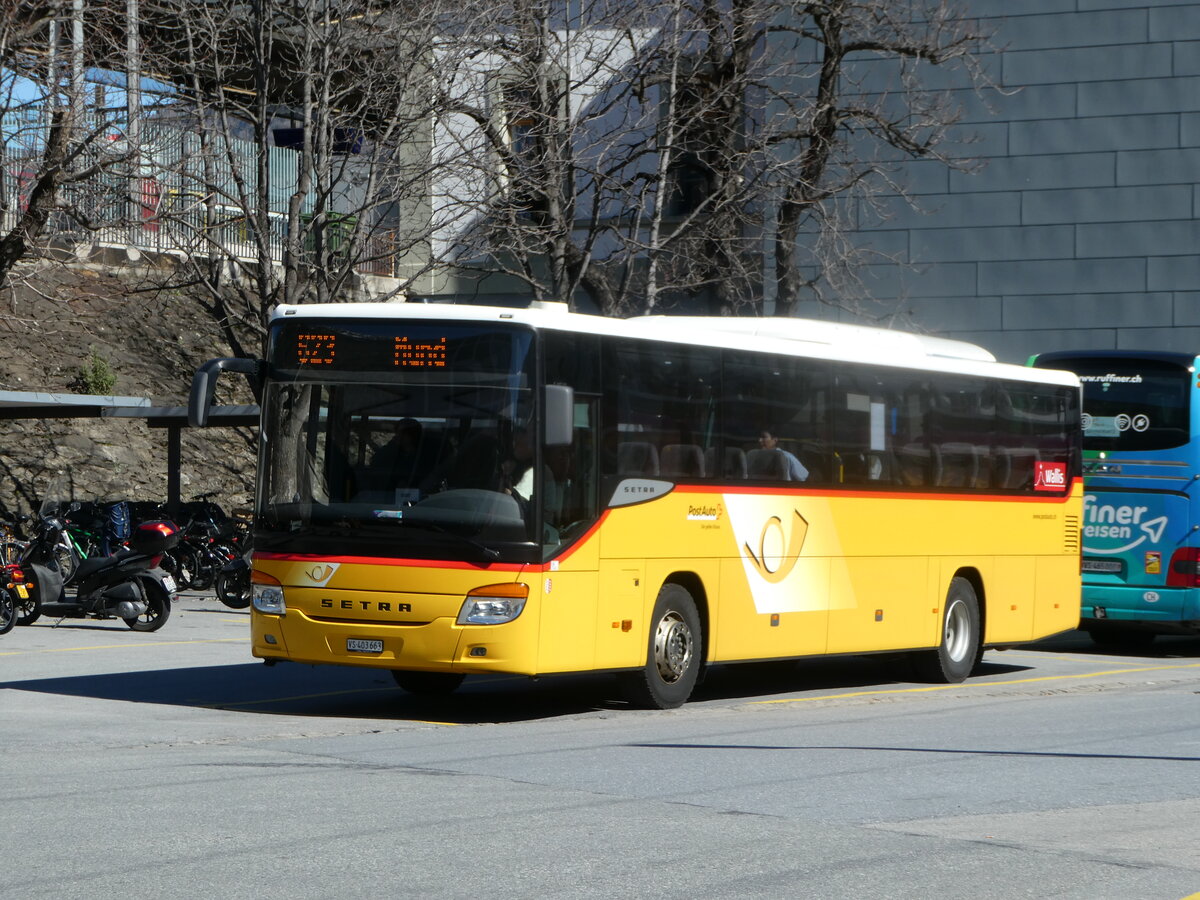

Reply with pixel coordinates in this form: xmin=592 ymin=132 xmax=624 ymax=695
xmin=382 ymin=517 xmax=501 ymax=562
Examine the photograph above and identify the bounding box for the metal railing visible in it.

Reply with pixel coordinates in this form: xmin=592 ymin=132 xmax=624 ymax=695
xmin=1 ymin=113 xmax=406 ymax=279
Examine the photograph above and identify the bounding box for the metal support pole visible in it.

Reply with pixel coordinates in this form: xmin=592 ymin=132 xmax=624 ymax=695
xmin=126 ymin=0 xmax=143 ymax=235
xmin=167 ymin=423 xmax=182 ymax=518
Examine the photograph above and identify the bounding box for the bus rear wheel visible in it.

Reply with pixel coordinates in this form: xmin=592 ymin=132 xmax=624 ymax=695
xmin=391 ymin=670 xmax=465 ymax=695
xmin=619 ymin=584 xmax=702 ymax=709
xmin=912 ymin=576 xmax=980 ymax=683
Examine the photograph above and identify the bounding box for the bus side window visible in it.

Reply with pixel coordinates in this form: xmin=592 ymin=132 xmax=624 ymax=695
xmin=994 ymin=382 xmax=1055 ymax=492
xmin=722 ymin=352 xmax=830 ymax=485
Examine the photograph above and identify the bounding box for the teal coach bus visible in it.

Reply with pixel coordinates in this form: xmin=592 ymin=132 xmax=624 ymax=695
xmin=1034 ymin=350 xmax=1200 ymax=649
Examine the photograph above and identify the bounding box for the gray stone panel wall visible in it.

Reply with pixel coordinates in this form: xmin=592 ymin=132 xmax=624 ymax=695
xmin=835 ymin=0 xmax=1200 ymax=364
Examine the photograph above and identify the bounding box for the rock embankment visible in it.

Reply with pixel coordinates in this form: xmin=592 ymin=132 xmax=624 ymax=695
xmin=0 ymin=262 xmax=256 ymax=519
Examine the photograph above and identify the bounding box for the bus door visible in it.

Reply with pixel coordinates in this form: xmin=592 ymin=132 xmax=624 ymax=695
xmin=536 ymin=336 xmax=603 ymax=674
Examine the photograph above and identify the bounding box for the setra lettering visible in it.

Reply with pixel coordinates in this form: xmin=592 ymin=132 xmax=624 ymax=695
xmin=320 ymin=599 xmax=413 ymax=613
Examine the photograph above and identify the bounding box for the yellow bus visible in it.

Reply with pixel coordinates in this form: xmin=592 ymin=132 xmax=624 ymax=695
xmin=190 ymin=302 xmax=1083 ymax=708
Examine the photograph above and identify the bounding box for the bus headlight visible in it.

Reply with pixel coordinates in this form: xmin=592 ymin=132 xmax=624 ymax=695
xmin=252 ymin=571 xmax=286 ymax=615
xmin=457 ymin=583 xmax=529 ymax=625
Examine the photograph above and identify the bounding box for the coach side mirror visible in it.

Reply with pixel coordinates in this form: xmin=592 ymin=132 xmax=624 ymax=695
xmin=544 ymin=384 xmax=574 ymax=447
xmin=189 ymin=357 xmax=262 ymax=427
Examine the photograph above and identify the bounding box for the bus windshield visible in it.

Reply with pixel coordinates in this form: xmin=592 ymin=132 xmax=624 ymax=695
xmin=256 ymin=321 xmax=538 ymax=561
xmin=1045 ymin=358 xmax=1190 ymax=453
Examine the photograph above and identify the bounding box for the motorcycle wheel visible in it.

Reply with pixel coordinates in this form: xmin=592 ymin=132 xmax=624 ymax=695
xmin=215 ymin=570 xmax=252 ymax=609
xmin=0 ymin=588 xmax=16 ymax=635
xmin=163 ymin=545 xmax=198 ymax=591
xmin=189 ymin=547 xmax=222 ymax=592
xmin=54 ymin=544 xmax=81 ymax=584
xmin=15 ymin=591 xmax=41 ymax=626
xmin=123 ymin=590 xmax=170 ymax=632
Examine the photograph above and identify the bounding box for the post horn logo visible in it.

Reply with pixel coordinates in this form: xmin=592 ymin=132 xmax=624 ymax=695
xmin=743 ymin=510 xmax=808 ymax=584
xmin=304 ymin=563 xmax=339 ymax=585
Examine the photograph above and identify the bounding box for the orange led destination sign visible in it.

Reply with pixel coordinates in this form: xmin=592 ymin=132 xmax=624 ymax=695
xmin=280 ymin=323 xmax=482 ymax=372
xmin=395 ymin=335 xmax=447 ymax=369
xmin=296 ymin=332 xmax=337 ymax=365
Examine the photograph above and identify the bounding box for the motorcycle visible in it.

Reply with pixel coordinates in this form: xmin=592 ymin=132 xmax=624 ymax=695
xmin=214 ymin=545 xmax=251 ymax=609
xmin=20 ymin=515 xmax=181 ymax=632
xmin=14 ymin=507 xmax=82 ymax=584
xmin=0 ymin=563 xmax=25 ymax=635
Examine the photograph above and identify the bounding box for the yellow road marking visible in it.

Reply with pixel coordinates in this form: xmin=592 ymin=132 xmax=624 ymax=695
xmin=755 ymin=661 xmax=1200 ymax=705
xmin=0 ymin=638 xmax=245 ymax=657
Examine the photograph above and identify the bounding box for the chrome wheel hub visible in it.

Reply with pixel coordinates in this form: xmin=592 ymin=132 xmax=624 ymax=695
xmin=653 ymin=611 xmax=693 ymax=684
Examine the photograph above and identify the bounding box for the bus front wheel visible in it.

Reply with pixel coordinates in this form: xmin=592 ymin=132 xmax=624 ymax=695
xmin=620 ymin=584 xmax=702 ymax=709
xmin=912 ymin=576 xmax=980 ymax=683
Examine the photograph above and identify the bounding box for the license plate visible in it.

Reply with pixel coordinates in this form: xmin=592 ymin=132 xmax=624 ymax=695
xmin=15 ymin=585 xmax=28 ymax=599
xmin=347 ymin=638 xmax=384 ymax=653
xmin=162 ymin=575 xmax=178 ymax=592
xmin=1082 ymin=559 xmax=1122 ymax=574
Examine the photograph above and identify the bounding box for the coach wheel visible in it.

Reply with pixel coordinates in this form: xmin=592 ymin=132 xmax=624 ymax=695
xmin=619 ymin=583 xmax=702 ymax=709
xmin=391 ymin=670 xmax=465 ymax=695
xmin=912 ymin=576 xmax=980 ymax=684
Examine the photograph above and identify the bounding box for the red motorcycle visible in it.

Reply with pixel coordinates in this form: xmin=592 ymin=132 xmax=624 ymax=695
xmin=0 ymin=562 xmax=31 ymax=634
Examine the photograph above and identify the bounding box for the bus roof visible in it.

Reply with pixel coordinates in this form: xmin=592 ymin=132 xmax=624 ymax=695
xmin=272 ymin=301 xmax=1080 ymax=387
xmin=1035 ymin=349 xmax=1197 ymax=369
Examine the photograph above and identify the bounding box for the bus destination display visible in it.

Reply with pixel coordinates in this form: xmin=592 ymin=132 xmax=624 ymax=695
xmin=291 ymin=331 xmax=447 ymax=369
xmin=395 ymin=335 xmax=447 ymax=368
xmin=296 ymin=333 xmax=337 ymax=366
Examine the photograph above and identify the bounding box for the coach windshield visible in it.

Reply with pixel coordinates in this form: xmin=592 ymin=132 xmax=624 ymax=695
xmin=255 ymin=320 xmax=540 ymax=562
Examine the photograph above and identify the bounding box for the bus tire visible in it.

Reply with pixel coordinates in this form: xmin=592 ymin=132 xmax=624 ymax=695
xmin=620 ymin=583 xmax=702 ymax=709
xmin=912 ymin=576 xmax=980 ymax=684
xmin=391 ymin=670 xmax=465 ymax=695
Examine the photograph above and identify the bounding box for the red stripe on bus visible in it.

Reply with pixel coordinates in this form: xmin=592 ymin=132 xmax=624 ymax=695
xmin=674 ymin=478 xmax=1082 ymax=503
xmin=253 ymin=551 xmax=527 ymax=572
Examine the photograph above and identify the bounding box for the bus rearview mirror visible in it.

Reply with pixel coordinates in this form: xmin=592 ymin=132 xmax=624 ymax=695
xmin=188 ymin=357 xmax=262 ymax=427
xmin=545 ymin=384 xmax=574 ymax=447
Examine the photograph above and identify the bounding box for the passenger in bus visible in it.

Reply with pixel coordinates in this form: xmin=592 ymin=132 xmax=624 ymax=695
xmin=514 ymin=443 xmax=570 ymax=519
xmin=756 ymin=430 xmax=809 ymax=481
xmin=502 ymin=426 xmax=535 ymax=494
xmin=360 ymin=418 xmax=437 ymax=499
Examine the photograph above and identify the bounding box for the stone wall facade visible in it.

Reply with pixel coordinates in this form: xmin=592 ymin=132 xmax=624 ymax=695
xmin=799 ymin=0 xmax=1200 ymax=363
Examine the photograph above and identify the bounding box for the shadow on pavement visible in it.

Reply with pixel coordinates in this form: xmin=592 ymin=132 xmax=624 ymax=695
xmin=0 ymin=644 xmax=1039 ymax=724
xmin=1032 ymin=630 xmax=1200 ymax=659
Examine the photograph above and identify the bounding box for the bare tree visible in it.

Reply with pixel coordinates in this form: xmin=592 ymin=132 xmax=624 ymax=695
xmin=768 ymin=1 xmax=985 ymax=318
xmin=0 ymin=0 xmax=147 ymax=293
xmin=133 ymin=0 xmax=447 ymax=358
xmin=431 ymin=0 xmax=985 ymax=318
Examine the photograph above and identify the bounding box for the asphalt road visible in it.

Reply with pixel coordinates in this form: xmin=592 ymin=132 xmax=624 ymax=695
xmin=3 ymin=594 xmax=1199 ymax=900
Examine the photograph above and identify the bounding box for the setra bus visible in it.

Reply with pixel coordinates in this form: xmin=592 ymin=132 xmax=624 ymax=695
xmin=190 ymin=302 xmax=1083 ymax=707
xmin=1034 ymin=350 xmax=1200 ymax=649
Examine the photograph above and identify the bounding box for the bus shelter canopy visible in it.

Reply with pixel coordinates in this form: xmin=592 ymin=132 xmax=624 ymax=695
xmin=0 ymin=390 xmax=258 ymax=511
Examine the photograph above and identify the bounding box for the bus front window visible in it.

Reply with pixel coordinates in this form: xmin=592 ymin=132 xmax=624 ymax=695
xmin=256 ymin=323 xmax=539 ymax=562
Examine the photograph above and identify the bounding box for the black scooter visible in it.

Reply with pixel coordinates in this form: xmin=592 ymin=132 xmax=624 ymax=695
xmin=21 ymin=516 xmax=181 ymax=632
